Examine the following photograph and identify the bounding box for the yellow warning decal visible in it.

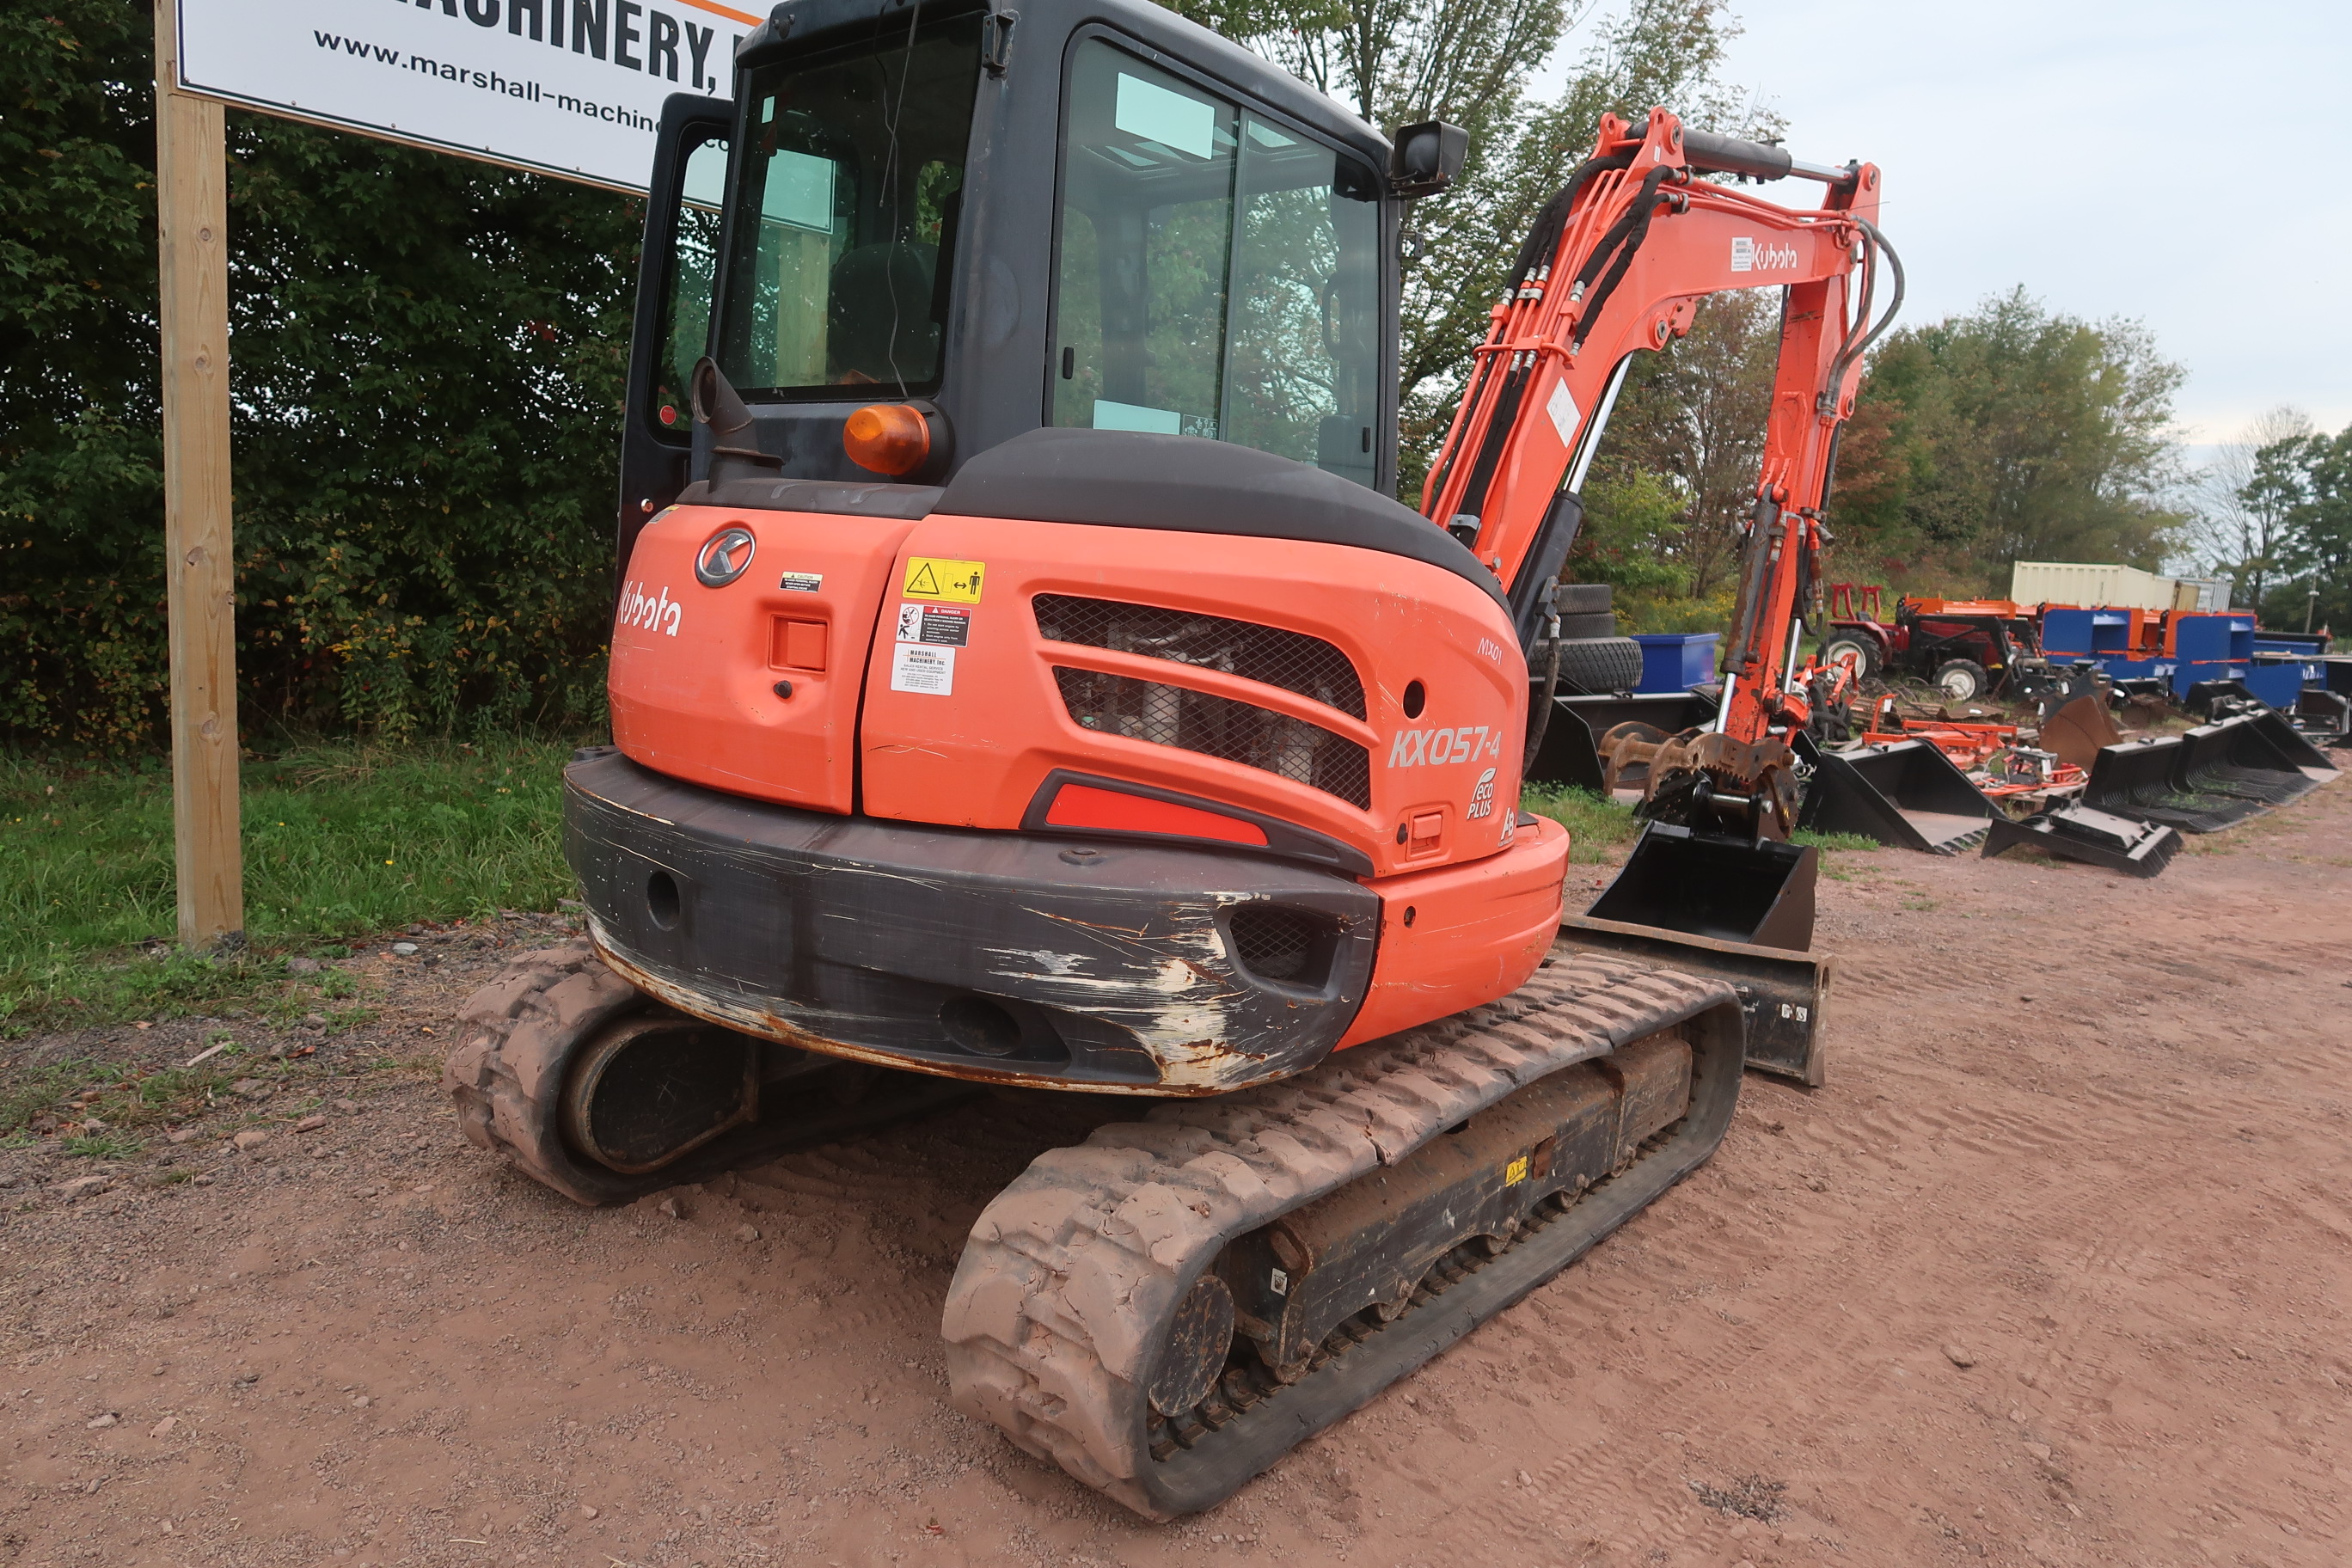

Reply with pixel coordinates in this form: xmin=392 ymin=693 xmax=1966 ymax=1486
xmin=903 ymin=557 xmax=985 ymax=603
xmin=1504 ymin=1155 xmax=1529 ymax=1185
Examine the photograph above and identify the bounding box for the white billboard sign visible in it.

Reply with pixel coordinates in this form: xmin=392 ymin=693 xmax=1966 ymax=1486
xmin=174 ymin=0 xmax=756 ymax=193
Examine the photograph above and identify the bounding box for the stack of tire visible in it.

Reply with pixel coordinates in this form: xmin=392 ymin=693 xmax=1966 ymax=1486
xmin=1530 ymin=583 xmax=1644 ymax=695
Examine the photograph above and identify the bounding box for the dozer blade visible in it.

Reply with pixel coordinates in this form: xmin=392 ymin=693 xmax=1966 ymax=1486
xmin=1981 ymin=805 xmax=2182 ymax=878
xmin=2038 ymin=693 xmax=2124 ymax=771
xmin=1793 ymin=733 xmax=1994 ymax=854
xmin=1567 ymin=822 xmax=1829 ymax=1085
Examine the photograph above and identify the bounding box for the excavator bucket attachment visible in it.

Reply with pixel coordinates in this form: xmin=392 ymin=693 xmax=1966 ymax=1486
xmin=2038 ymin=693 xmax=2124 ymax=771
xmin=1525 ymin=703 xmax=1609 ymax=793
xmin=1563 ymin=823 xmax=1830 ymax=1085
xmin=2079 ymin=715 xmax=2337 ymax=833
xmin=2171 ymin=713 xmax=2337 ymax=809
xmin=1981 ymin=805 xmax=2181 ymax=878
xmin=1794 ymin=734 xmax=1994 ymax=854
xmin=2292 ymin=687 xmax=2352 ymax=747
xmin=2078 ymin=734 xmax=2232 ymax=831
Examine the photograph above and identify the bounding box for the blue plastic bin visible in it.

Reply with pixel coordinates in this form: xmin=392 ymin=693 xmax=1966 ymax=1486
xmin=1631 ymin=633 xmax=1719 ymax=693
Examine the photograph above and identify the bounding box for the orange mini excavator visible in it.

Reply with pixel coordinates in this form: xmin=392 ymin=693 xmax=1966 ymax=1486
xmin=445 ymin=0 xmax=1894 ymax=1517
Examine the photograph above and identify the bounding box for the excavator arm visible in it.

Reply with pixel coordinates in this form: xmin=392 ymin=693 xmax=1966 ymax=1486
xmin=1424 ymin=109 xmax=1900 ymax=744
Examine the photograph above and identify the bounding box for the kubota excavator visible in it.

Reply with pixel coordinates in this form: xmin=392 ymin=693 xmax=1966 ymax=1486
xmin=444 ymin=0 xmax=1894 ymax=1518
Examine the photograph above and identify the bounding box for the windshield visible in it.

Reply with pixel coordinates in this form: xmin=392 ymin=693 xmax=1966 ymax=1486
xmin=1050 ymin=40 xmax=1382 ymax=486
xmin=717 ymin=14 xmax=983 ymax=399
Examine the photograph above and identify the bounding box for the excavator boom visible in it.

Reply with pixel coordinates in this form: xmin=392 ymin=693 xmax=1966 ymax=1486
xmin=1425 ymin=111 xmax=1897 ymax=743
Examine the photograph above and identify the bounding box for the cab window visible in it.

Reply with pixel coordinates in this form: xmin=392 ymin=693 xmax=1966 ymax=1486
xmin=1050 ymin=40 xmax=1381 ymax=485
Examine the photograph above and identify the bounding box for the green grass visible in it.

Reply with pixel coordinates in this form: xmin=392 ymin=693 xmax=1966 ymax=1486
xmin=0 ymin=1040 xmax=412 ymax=1140
xmin=1 ymin=737 xmax=579 ymax=1036
xmin=1523 ymin=786 xmax=1640 ymax=863
xmin=1525 ymin=787 xmax=1885 ymax=865
xmin=1792 ymin=830 xmax=1882 ymax=853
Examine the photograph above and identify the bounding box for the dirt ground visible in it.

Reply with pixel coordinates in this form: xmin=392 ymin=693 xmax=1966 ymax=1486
xmin=4 ymin=779 xmax=2349 ymax=1568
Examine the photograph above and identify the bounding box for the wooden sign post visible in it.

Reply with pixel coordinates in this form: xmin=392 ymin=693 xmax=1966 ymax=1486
xmin=152 ymin=0 xmax=753 ymax=945
xmin=153 ymin=0 xmax=243 ymax=946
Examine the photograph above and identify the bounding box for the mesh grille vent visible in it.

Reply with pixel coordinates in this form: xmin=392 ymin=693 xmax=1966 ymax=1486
xmin=1050 ymin=668 xmax=1373 ymax=809
xmin=1033 ymin=595 xmax=1366 ymax=720
xmin=1228 ymin=906 xmax=1322 ymax=983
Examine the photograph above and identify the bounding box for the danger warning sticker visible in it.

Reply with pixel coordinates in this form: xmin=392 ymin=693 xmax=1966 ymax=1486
xmin=902 ymin=557 xmax=985 ymax=603
xmin=890 ymin=643 xmax=956 ymax=695
xmin=895 ymin=602 xmax=971 ymax=647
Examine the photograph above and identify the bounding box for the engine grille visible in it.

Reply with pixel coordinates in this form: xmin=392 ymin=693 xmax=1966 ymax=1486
xmin=1033 ymin=595 xmax=1367 ymax=720
xmin=1228 ymin=905 xmax=1324 ymax=984
xmin=1050 ymin=668 xmax=1373 ymax=809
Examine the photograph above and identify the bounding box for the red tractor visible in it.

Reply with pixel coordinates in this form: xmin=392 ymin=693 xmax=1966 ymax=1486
xmin=1823 ymin=584 xmax=2087 ymax=706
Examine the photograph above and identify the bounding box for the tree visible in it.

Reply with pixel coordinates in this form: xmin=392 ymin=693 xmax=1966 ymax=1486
xmin=1574 ymin=289 xmax=1779 ymax=608
xmin=2188 ymin=407 xmax=2314 ymax=610
xmin=2259 ymin=425 xmax=2352 ymax=634
xmin=0 ymin=3 xmax=638 ymax=751
xmin=1828 ymin=288 xmax=2189 ymax=596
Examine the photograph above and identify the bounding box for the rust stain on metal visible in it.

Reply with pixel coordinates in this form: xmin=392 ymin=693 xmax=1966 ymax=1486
xmin=592 ymin=932 xmax=1254 ymax=1098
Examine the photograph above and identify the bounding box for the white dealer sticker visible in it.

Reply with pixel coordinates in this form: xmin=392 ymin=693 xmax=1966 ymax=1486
xmin=1545 ymin=381 xmax=1580 ymax=446
xmin=891 ymin=644 xmax=955 ymax=695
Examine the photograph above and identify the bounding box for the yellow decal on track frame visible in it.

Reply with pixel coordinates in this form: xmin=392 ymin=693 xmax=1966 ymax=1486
xmin=1504 ymin=1155 xmax=1529 ymax=1185
xmin=903 ymin=557 xmax=985 ymax=603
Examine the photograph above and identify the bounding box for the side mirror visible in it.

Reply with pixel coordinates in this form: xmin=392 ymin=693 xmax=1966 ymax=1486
xmin=1387 ymin=121 xmax=1469 ymax=198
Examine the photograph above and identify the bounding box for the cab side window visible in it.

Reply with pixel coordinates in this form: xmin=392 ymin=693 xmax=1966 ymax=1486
xmin=1050 ymin=40 xmax=1380 ymax=485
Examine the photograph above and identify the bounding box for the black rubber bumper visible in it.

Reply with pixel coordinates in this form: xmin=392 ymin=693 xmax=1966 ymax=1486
xmin=563 ymin=750 xmax=1381 ymax=1094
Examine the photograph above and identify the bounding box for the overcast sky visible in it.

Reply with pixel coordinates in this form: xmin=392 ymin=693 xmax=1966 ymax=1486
xmin=1529 ymin=0 xmax=2349 ymax=445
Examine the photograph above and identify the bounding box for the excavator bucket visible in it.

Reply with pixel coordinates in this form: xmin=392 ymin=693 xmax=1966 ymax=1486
xmin=2077 ymin=734 xmax=2233 ymax=831
xmin=2037 ymin=693 xmax=2124 ymax=770
xmin=2173 ymin=712 xmax=2337 ymax=805
xmin=2079 ymin=716 xmax=2336 ymax=833
xmin=1981 ymin=804 xmax=2181 ymax=878
xmin=2291 ymin=687 xmax=2352 ymax=747
xmin=1793 ymin=734 xmax=1994 ymax=854
xmin=1564 ymin=824 xmax=1830 ymax=1085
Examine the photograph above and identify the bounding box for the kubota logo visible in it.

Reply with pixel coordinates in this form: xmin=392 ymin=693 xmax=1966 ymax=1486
xmin=694 ymin=525 xmax=756 ymax=587
xmin=1730 ymin=236 xmax=1799 ymax=273
xmin=617 ymin=580 xmax=682 ymax=638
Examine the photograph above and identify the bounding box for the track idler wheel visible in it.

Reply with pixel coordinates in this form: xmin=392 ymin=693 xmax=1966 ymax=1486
xmin=444 ymin=940 xmax=743 ymax=1204
xmin=445 ymin=940 xmax=974 ymax=1204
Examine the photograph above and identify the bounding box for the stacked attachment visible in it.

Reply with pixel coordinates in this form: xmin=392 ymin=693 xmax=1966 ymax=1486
xmin=2079 ymin=714 xmax=2337 ymax=833
xmin=1981 ymin=805 xmax=2181 ymax=878
xmin=1792 ymin=733 xmax=1994 ymax=854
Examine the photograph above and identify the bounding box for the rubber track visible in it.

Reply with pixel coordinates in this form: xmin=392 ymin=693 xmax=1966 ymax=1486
xmin=443 ymin=940 xmax=661 ymax=1205
xmin=444 ymin=940 xmax=972 ymax=1206
xmin=942 ymin=946 xmax=1743 ymax=1519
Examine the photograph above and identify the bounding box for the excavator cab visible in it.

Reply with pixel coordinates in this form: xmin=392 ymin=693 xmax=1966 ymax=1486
xmin=617 ymin=0 xmax=1429 ymax=573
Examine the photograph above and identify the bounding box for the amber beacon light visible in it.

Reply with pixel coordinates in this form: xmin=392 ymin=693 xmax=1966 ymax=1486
xmin=842 ymin=403 xmax=931 ymax=476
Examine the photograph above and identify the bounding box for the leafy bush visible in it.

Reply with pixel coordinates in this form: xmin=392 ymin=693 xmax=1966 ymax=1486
xmin=2 ymin=4 xmax=639 ymax=751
